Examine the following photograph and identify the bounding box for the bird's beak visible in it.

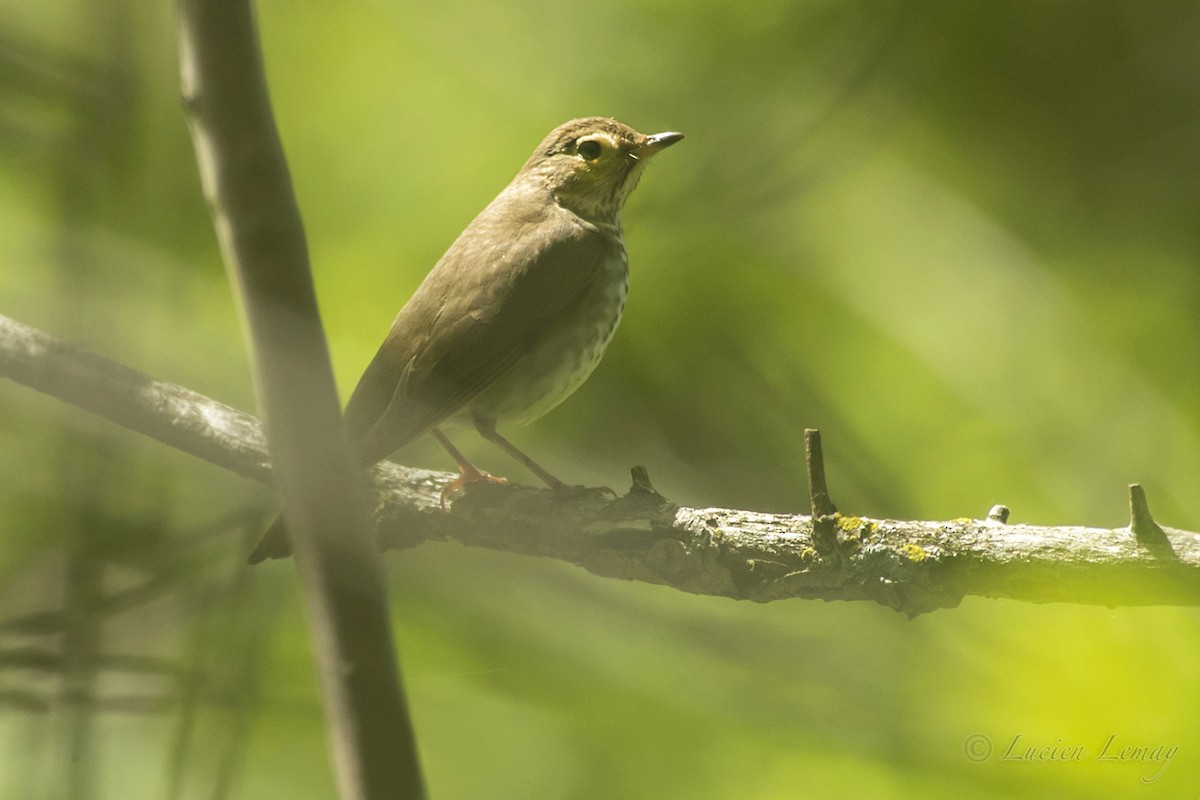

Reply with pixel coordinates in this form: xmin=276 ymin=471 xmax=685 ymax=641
xmin=636 ymin=131 xmax=685 ymax=158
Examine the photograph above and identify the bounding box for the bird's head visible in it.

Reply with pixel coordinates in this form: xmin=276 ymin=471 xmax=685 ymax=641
xmin=519 ymin=117 xmax=683 ymax=222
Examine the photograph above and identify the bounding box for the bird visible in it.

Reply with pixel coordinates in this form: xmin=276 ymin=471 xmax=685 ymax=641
xmin=249 ymin=117 xmax=683 ymax=563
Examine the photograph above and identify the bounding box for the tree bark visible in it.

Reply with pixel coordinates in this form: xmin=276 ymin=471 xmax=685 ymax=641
xmin=4 ymin=312 xmax=1197 ymax=617
xmin=174 ymin=0 xmax=424 ymax=797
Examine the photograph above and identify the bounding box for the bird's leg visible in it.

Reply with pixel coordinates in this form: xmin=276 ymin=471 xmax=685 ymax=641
xmin=473 ymin=418 xmax=570 ymax=491
xmin=430 ymin=427 xmax=507 ymax=508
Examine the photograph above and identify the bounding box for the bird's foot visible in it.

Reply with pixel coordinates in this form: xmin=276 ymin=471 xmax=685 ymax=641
xmin=440 ymin=466 xmax=509 ymax=509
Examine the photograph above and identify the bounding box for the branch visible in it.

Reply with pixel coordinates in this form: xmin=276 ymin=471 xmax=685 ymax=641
xmin=4 ymin=312 xmax=1199 ymax=617
xmin=0 ymin=314 xmax=270 ymax=481
xmin=175 ymin=1 xmax=423 ymax=797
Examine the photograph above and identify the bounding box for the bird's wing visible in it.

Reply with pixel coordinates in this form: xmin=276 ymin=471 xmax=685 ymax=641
xmin=343 ymin=199 xmax=613 ymax=465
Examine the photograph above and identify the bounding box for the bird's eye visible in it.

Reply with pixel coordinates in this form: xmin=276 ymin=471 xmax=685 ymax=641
xmin=577 ymin=139 xmax=603 ymax=160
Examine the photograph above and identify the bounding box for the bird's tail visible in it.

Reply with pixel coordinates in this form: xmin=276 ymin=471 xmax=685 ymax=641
xmin=248 ymin=513 xmax=291 ymax=563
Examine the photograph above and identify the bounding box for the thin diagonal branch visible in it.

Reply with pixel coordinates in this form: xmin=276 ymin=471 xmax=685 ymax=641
xmin=4 ymin=312 xmax=1199 ymax=617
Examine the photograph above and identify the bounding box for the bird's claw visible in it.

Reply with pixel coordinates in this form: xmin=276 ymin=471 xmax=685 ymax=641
xmin=440 ymin=468 xmax=509 ymax=509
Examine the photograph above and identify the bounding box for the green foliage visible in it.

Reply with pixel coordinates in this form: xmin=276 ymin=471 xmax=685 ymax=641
xmin=1 ymin=0 xmax=1198 ymax=797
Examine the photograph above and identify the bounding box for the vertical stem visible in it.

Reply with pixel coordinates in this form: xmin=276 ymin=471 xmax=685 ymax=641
xmin=62 ymin=536 xmax=99 ymax=800
xmin=175 ymin=1 xmax=425 ymax=797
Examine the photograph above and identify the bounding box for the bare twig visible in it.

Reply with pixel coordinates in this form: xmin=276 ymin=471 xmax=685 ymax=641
xmin=4 ymin=312 xmax=1199 ymax=617
xmin=804 ymin=428 xmax=840 ymax=558
xmin=1128 ymin=483 xmax=1176 ymax=560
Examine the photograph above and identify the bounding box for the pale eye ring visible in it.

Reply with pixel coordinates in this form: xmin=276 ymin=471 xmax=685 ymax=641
xmin=577 ymin=139 xmax=603 ymax=160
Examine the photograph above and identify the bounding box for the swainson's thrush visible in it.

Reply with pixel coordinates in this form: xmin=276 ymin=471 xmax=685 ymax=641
xmin=250 ymin=117 xmax=682 ymax=562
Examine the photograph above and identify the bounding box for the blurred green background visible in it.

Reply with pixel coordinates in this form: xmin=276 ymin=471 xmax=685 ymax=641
xmin=2 ymin=0 xmax=1199 ymax=797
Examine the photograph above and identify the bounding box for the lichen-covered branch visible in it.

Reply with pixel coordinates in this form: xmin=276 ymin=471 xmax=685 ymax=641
xmin=3 ymin=312 xmax=1198 ymax=616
